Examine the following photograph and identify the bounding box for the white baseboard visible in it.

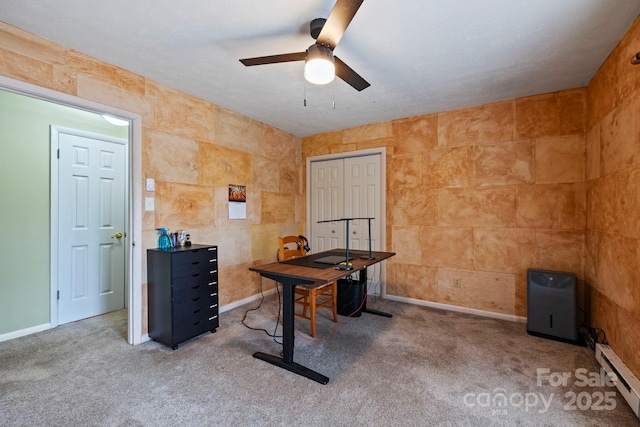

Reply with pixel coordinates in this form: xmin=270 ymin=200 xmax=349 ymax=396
xmin=596 ymin=344 xmax=640 ymax=418
xmin=3 ymin=290 xmax=278 ymax=345
xmin=384 ymin=294 xmax=527 ymax=323
xmin=220 ymin=287 xmax=277 ymax=313
xmin=0 ymin=292 xmax=522 ymax=345
xmin=0 ymin=323 xmax=51 ymax=342
xmin=217 ymin=289 xmax=525 ymax=323
xmin=140 ymin=289 xmax=278 ymax=345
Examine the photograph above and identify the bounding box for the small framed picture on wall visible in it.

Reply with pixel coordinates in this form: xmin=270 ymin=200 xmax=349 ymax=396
xmin=228 ymin=184 xmax=246 ymax=219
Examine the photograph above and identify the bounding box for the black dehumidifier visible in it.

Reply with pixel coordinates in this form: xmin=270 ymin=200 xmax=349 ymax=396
xmin=527 ymin=269 xmax=581 ymax=345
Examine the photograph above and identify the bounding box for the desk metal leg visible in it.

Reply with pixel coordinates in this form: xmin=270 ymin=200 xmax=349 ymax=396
xmin=361 ymin=267 xmax=392 ymax=318
xmin=252 ymin=351 xmax=329 ymax=384
xmin=252 ymin=276 xmax=329 ymax=384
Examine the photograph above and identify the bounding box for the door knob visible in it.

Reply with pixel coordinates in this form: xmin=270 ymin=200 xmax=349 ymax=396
xmin=111 ymin=232 xmax=123 ymax=239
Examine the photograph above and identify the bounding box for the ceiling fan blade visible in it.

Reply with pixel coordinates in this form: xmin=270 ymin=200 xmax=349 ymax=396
xmin=316 ymin=0 xmax=364 ymax=50
xmin=334 ymin=56 xmax=370 ymax=91
xmin=240 ymin=52 xmax=306 ymax=66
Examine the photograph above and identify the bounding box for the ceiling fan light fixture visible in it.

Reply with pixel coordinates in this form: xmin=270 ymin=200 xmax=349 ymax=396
xmin=304 ymin=44 xmax=335 ymax=85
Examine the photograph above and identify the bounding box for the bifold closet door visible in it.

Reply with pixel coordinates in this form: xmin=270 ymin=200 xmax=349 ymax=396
xmin=309 ymin=154 xmax=382 ymax=292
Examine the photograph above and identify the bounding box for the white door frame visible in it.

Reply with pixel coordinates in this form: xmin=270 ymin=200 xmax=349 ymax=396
xmin=0 ymin=75 xmax=144 ymax=345
xmin=305 ymin=147 xmax=388 ymax=295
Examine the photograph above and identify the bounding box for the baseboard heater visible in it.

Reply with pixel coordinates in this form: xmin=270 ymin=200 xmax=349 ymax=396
xmin=595 ymin=344 xmax=640 ymax=418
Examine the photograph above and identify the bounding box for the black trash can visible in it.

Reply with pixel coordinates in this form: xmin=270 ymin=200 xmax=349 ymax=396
xmin=337 ymin=276 xmax=365 ymax=317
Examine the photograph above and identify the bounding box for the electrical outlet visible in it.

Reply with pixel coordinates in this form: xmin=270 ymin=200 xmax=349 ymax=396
xmin=453 ymin=278 xmax=461 ymax=288
xmin=145 ymin=197 xmax=155 ymax=211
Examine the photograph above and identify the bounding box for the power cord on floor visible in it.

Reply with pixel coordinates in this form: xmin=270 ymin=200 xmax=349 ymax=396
xmin=241 ymin=277 xmax=283 ymax=345
xmin=244 ymin=263 xmax=384 ymax=346
xmin=576 ymin=307 xmax=608 ymax=351
xmin=580 ymin=326 xmax=607 ymax=351
xmin=578 ymin=324 xmax=607 ymax=352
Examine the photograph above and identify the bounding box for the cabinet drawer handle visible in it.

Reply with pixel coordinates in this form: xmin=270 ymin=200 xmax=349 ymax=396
xmin=208 ymin=248 xmax=216 ymax=251
xmin=191 ymin=285 xmax=200 ymax=290
xmin=210 ymin=292 xmax=218 ymax=297
xmin=193 ymin=297 xmax=201 ymax=302
xmin=193 ymin=321 xmax=201 ymax=326
xmin=209 ymin=316 xmax=218 ymax=321
xmin=210 ymin=304 xmax=218 ymax=309
xmin=191 ymin=273 xmax=200 ymax=278
xmin=193 ymin=309 xmax=201 ymax=314
xmin=209 ymin=259 xmax=216 ymax=263
xmin=209 ymin=270 xmax=218 ymax=274
xmin=192 ymin=261 xmax=200 ymax=266
xmin=208 ymin=282 xmax=217 ymax=286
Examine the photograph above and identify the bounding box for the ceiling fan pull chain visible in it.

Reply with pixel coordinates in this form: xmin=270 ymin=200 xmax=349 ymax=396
xmin=332 ymin=80 xmax=336 ymax=109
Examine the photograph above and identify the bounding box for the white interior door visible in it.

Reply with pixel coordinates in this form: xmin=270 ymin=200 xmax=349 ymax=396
xmin=309 ymin=153 xmax=382 ymax=293
xmin=56 ymin=127 xmax=127 ymax=324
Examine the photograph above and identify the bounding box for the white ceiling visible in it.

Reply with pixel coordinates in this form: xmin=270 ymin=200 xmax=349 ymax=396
xmin=1 ymin=1 xmax=639 ymax=137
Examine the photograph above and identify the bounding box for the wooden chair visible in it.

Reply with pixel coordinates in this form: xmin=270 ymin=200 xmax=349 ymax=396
xmin=277 ymin=236 xmax=338 ymax=337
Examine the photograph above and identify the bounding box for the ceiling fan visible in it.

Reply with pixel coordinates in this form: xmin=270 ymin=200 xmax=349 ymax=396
xmin=239 ymin=0 xmax=370 ymax=91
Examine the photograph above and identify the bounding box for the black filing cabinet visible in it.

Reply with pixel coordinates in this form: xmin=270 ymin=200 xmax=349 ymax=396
xmin=147 ymin=244 xmax=219 ymax=349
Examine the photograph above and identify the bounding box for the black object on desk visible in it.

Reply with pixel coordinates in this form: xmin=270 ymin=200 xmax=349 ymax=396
xmin=249 ymin=249 xmax=395 ymax=384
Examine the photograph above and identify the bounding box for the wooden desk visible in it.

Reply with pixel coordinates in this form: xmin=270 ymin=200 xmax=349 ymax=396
xmin=249 ymin=249 xmax=395 ymax=384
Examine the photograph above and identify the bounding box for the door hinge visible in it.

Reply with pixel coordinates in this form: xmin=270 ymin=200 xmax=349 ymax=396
xmin=57 ymin=290 xmax=60 ymax=300
xmin=57 ymin=148 xmax=60 ymax=159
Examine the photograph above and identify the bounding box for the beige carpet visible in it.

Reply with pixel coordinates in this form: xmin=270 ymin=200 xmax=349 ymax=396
xmin=1 ymin=297 xmax=637 ymax=426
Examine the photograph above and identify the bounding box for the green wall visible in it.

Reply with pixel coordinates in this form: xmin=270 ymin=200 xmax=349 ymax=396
xmin=0 ymin=89 xmax=129 ymax=335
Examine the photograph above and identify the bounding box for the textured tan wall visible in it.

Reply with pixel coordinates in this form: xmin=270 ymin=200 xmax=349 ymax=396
xmin=585 ymin=16 xmax=640 ymax=378
xmin=3 ymin=16 xmax=637 ymax=377
xmin=0 ymin=22 xmax=302 ymax=334
xmin=302 ymin=90 xmax=587 ymax=318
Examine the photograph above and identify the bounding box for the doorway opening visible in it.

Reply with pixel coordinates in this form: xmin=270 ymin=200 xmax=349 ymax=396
xmin=0 ymin=75 xmax=143 ymax=344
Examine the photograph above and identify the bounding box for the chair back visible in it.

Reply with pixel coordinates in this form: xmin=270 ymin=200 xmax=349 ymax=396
xmin=278 ymin=236 xmax=306 ymax=261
